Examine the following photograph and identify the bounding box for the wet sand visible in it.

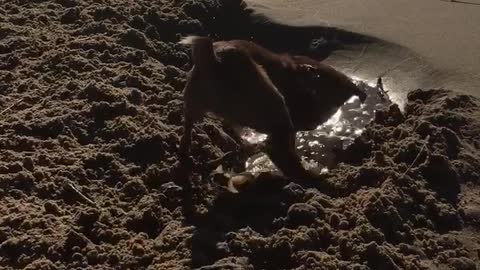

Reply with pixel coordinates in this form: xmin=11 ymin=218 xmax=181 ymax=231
xmin=0 ymin=0 xmax=480 ymax=269
xmin=246 ymin=0 xmax=480 ymax=99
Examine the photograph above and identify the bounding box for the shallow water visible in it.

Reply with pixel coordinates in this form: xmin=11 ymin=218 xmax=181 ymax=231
xmin=241 ymin=77 xmax=393 ymax=174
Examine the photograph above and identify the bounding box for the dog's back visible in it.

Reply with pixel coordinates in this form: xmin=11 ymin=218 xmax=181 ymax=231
xmin=180 ymin=36 xmax=294 ymax=135
xmin=209 ymin=40 xmax=367 ymax=130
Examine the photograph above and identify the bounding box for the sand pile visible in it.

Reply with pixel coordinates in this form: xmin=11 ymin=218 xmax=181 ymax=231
xmin=0 ymin=0 xmax=479 ymax=269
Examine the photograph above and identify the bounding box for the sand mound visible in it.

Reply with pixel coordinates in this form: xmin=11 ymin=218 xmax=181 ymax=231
xmin=0 ymin=0 xmax=479 ymax=269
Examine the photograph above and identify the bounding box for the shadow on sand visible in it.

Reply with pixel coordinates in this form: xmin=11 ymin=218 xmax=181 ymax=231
xmin=181 ymin=171 xmax=339 ymax=268
xmin=181 ymin=174 xmax=289 ymax=268
xmin=441 ymin=0 xmax=480 ymax=6
xmin=192 ymin=0 xmax=382 ymax=59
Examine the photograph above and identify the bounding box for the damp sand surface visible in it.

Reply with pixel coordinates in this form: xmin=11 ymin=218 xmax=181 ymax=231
xmin=246 ymin=0 xmax=480 ymax=97
xmin=0 ymin=1 xmax=480 ymax=269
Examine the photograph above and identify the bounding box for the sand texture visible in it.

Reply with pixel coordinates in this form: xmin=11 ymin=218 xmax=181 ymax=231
xmin=0 ymin=0 xmax=479 ymax=269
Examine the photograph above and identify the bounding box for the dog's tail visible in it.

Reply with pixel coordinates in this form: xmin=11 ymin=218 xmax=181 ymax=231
xmin=178 ymin=35 xmax=201 ymax=46
xmin=179 ymin=35 xmax=216 ymax=70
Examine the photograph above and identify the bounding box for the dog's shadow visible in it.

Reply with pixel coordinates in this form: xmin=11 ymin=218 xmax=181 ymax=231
xmin=180 ymin=172 xmax=334 ymax=268
xmin=181 ymin=174 xmax=286 ymax=268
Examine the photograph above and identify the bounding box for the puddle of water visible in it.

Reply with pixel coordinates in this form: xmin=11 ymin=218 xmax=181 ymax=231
xmin=241 ymin=77 xmax=393 ymax=174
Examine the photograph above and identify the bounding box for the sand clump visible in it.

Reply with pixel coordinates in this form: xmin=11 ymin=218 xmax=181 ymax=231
xmin=0 ymin=0 xmax=480 ymax=269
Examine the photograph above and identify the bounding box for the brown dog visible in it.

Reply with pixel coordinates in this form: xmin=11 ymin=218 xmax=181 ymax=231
xmin=178 ymin=36 xmax=366 ymax=179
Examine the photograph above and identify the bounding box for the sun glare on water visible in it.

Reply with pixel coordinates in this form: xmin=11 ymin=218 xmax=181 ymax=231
xmin=241 ymin=77 xmax=393 ymax=175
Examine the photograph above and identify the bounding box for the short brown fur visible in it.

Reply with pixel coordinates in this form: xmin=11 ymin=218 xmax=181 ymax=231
xmin=178 ymin=36 xmax=366 ymax=179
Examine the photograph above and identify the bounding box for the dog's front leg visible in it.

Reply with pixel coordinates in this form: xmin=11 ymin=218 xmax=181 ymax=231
xmin=265 ymin=130 xmax=314 ymax=180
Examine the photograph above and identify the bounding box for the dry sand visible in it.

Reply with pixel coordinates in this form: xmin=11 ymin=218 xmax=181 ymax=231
xmin=0 ymin=0 xmax=479 ymax=269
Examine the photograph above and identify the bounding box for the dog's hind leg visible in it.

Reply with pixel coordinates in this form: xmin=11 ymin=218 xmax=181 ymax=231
xmin=178 ymin=36 xmax=215 ymax=164
xmin=178 ymin=109 xmax=194 ymax=163
xmin=178 ymin=74 xmax=205 ymax=165
xmin=175 ymin=78 xmax=206 ymax=184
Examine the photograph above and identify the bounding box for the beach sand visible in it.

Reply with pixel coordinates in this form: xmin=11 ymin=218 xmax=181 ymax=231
xmin=0 ymin=0 xmax=479 ymax=269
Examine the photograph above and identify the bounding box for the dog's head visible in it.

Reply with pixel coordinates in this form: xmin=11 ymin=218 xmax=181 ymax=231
xmin=295 ymin=61 xmax=367 ymax=105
